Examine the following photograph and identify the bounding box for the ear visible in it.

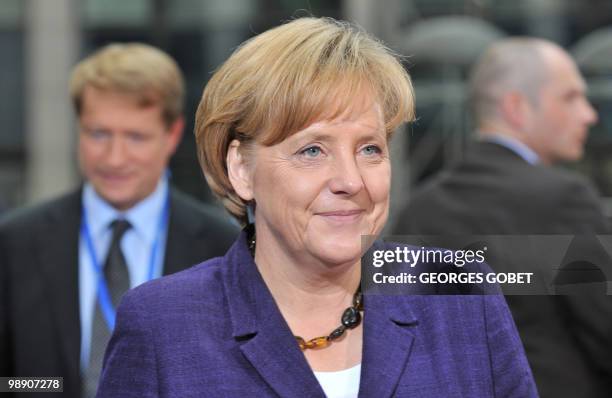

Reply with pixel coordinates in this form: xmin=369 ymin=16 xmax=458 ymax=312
xmin=165 ymin=116 xmax=185 ymax=155
xmin=499 ymin=92 xmax=532 ymax=130
xmin=227 ymin=139 xmax=254 ymax=201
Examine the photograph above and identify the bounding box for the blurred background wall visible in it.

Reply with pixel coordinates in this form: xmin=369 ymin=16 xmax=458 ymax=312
xmin=2 ymin=0 xmax=612 ymax=221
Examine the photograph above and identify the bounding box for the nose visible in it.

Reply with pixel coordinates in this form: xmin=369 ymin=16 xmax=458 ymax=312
xmin=583 ymin=98 xmax=598 ymax=126
xmin=106 ymin=136 xmax=128 ymax=167
xmin=328 ymin=154 xmax=364 ymax=196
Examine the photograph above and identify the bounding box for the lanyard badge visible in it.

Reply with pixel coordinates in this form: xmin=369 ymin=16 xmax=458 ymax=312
xmin=80 ymin=192 xmax=170 ymax=331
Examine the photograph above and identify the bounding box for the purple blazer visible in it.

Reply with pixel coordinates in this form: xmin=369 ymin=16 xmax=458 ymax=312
xmin=97 ymin=232 xmax=537 ymax=397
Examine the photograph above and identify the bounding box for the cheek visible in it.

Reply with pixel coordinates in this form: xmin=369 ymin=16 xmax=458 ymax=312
xmin=135 ymin=141 xmax=169 ymax=166
xmin=255 ymin=165 xmax=323 ymax=211
xmin=291 ymin=174 xmax=326 ymax=204
xmin=555 ymin=114 xmax=575 ymax=139
xmin=549 ymin=105 xmax=572 ymax=130
xmin=364 ymin=164 xmax=391 ymax=205
xmin=252 ymin=165 xmax=329 ymax=240
xmin=160 ymin=135 xmax=177 ymax=158
xmin=78 ymin=140 xmax=98 ymax=166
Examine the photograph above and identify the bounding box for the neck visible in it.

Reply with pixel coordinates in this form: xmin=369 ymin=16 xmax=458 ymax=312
xmin=478 ymin=122 xmax=552 ymax=165
xmin=253 ymin=229 xmax=361 ymax=318
xmin=249 ymin=224 xmax=364 ymax=369
xmin=478 ymin=121 xmax=525 ymax=144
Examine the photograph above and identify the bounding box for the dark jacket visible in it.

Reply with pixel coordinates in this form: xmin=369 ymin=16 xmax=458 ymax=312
xmin=0 ymin=188 xmax=239 ymax=397
xmin=393 ymin=141 xmax=612 ymax=397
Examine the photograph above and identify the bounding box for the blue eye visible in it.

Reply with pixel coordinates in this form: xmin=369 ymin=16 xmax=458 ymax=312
xmin=301 ymin=146 xmax=322 ymax=158
xmin=361 ymin=145 xmax=382 ymax=155
xmin=88 ymin=129 xmax=110 ymax=141
xmin=127 ymin=132 xmax=147 ymax=142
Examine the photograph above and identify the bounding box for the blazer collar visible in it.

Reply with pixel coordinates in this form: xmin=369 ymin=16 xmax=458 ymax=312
xmin=471 ymin=140 xmax=533 ymax=165
xmin=478 ymin=135 xmax=540 ymax=165
xmin=223 ymin=231 xmax=420 ymax=398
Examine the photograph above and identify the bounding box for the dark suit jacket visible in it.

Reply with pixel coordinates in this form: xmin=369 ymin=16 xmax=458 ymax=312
xmin=96 ymin=231 xmax=537 ymax=397
xmin=393 ymin=141 xmax=612 ymax=397
xmin=0 ymin=188 xmax=239 ymax=398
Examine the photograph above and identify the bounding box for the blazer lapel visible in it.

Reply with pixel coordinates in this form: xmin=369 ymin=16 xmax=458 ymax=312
xmin=238 ymin=303 xmax=326 ymax=398
xmin=223 ymin=234 xmax=325 ymax=397
xmin=38 ymin=190 xmax=82 ymax=391
xmin=223 ymin=234 xmax=420 ymax=397
xmin=359 ymin=295 xmax=419 ymax=398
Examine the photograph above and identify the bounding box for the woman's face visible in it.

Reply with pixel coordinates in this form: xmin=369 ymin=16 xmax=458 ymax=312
xmin=232 ymin=98 xmax=390 ymax=267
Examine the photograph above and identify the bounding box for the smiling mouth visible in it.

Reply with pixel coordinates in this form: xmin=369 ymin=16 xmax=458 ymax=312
xmin=98 ymin=172 xmax=132 ymax=182
xmin=316 ymin=209 xmax=365 ymax=222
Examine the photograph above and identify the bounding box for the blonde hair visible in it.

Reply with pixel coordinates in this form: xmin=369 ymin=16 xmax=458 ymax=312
xmin=70 ymin=42 xmax=184 ymax=126
xmin=195 ymin=17 xmax=415 ymax=224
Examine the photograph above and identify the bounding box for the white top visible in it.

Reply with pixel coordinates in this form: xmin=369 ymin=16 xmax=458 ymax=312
xmin=313 ymin=364 xmax=361 ymax=398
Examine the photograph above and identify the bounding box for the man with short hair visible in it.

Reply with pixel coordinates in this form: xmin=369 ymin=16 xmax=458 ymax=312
xmin=0 ymin=43 xmax=238 ymax=397
xmin=394 ymin=38 xmax=612 ymax=397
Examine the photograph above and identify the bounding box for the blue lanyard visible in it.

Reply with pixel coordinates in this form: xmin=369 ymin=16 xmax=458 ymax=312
xmin=80 ymin=191 xmax=170 ymax=331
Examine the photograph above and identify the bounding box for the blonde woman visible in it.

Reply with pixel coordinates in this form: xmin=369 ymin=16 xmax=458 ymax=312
xmin=97 ymin=18 xmax=536 ymax=398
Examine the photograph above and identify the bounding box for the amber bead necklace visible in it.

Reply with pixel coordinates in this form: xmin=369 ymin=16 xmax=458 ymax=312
xmin=295 ymin=287 xmax=363 ymax=350
xmin=247 ymin=228 xmax=364 ymax=351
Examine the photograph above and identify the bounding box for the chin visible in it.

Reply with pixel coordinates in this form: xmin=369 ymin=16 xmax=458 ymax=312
xmin=561 ymin=151 xmax=582 ymax=163
xmin=310 ymin=240 xmax=363 ymax=267
xmin=306 ymin=220 xmax=382 ymax=264
xmin=100 ymin=192 xmax=137 ymax=211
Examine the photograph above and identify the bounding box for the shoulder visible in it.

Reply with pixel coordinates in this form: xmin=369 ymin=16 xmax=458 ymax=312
xmin=373 ymin=293 xmax=512 ymax=341
xmin=169 ymin=188 xmax=238 ymax=235
xmin=119 ymin=255 xmax=228 ymax=315
xmin=388 ymin=293 xmax=535 ymax=393
xmin=414 ymin=155 xmax=599 ymax=204
xmin=453 ymin=142 xmax=590 ymax=192
xmin=526 ymin=166 xmax=607 ymax=218
xmin=546 ymin=167 xmax=602 ymax=200
xmin=0 ymin=190 xmax=80 ymax=238
xmin=390 ymin=291 xmax=522 ymax=333
xmin=112 ymin=252 xmax=238 ymax=356
xmin=526 ymin=164 xmax=593 ymax=190
xmin=97 ymin=256 xmax=232 ymax=397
